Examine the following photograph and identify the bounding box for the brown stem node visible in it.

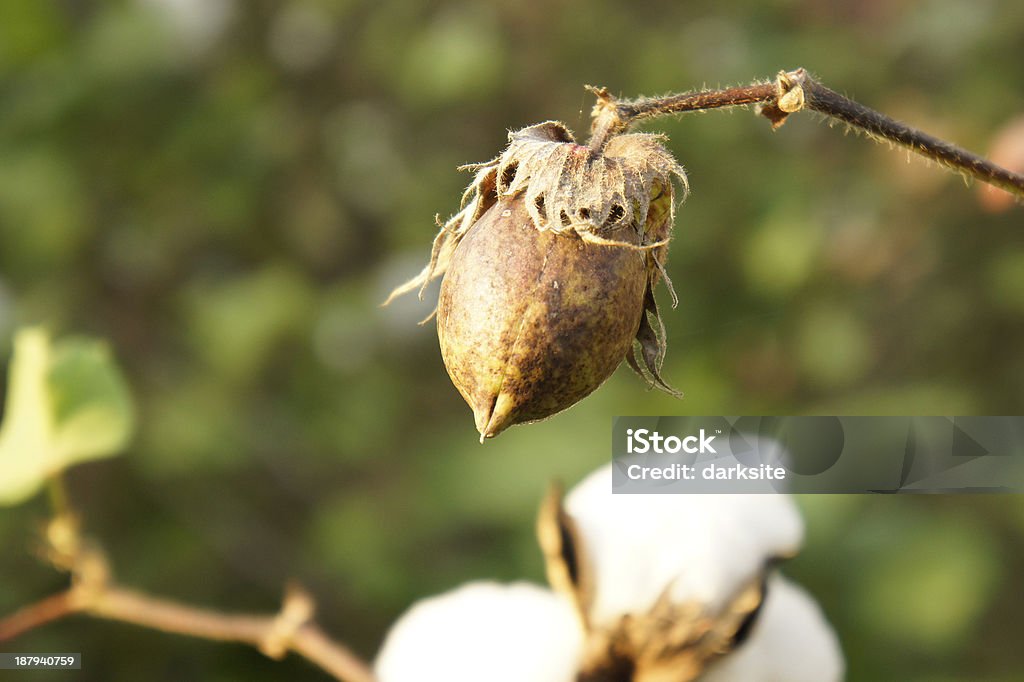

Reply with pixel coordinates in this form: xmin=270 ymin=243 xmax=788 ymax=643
xmin=587 ymin=68 xmax=1024 ymax=199
xmin=260 ymin=583 xmax=317 ymax=660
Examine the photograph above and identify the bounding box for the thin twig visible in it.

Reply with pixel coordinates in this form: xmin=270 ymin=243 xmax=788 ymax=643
xmin=591 ymin=68 xmax=1024 ymax=199
xmin=616 ymin=82 xmax=777 ymax=122
xmin=96 ymin=586 xmax=376 ymax=682
xmin=46 ymin=475 xmax=71 ymax=519
xmin=800 ymin=75 xmax=1024 ymax=196
xmin=0 ymin=591 xmax=76 ymax=641
xmin=0 ymin=582 xmax=376 ymax=682
xmin=294 ymin=624 xmax=378 ymax=682
xmin=1 ymin=509 xmax=377 ymax=682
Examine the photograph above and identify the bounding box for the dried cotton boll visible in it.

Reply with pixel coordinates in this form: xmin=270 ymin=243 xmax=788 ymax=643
xmin=387 ymin=121 xmax=687 ymax=440
xmin=700 ymin=576 xmax=845 ymax=682
xmin=374 ymin=581 xmax=583 ymax=682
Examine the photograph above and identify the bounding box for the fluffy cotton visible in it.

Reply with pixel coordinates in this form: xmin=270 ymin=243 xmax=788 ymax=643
xmin=376 ymin=465 xmax=842 ymax=682
xmin=374 ymin=581 xmax=583 ymax=682
xmin=701 ymin=575 xmax=845 ymax=682
xmin=565 ymin=463 xmax=804 ymax=625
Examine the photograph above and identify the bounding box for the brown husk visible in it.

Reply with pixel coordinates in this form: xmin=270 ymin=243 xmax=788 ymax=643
xmin=387 ymin=121 xmax=687 ymax=439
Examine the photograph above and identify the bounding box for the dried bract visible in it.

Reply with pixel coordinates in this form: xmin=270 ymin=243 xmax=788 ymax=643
xmin=535 ymin=466 xmax=842 ymax=682
xmin=387 ymin=121 xmax=687 ymax=440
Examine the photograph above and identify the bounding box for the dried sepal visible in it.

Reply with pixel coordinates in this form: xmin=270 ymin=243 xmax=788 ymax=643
xmin=385 ymin=120 xmax=686 ymax=305
xmin=579 ymin=575 xmax=769 ymax=682
xmin=542 ymin=475 xmax=774 ymax=682
xmin=495 ymin=122 xmax=688 ymax=246
xmin=625 ymin=186 xmax=682 ymax=397
xmin=382 ymin=164 xmax=498 ymax=306
xmin=537 ymin=481 xmax=593 ymax=630
xmin=636 ymin=575 xmax=767 ymax=681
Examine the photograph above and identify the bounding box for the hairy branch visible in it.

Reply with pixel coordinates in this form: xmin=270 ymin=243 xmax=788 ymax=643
xmin=0 ymin=514 xmax=376 ymax=682
xmin=589 ymin=68 xmax=1024 ymax=199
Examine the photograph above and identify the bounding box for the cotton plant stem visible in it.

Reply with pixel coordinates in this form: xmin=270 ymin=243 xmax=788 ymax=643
xmin=0 ymin=591 xmax=76 ymax=641
xmin=0 ymin=581 xmax=376 ymax=682
xmin=615 ymin=82 xmax=776 ymax=122
xmin=0 ymin=517 xmax=377 ymax=682
xmin=591 ymin=68 xmax=1024 ymax=199
xmin=46 ymin=475 xmax=71 ymax=518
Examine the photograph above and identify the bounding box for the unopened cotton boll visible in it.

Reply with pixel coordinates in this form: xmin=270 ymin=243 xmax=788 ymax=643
xmin=564 ymin=463 xmax=804 ymax=624
xmin=700 ymin=575 xmax=845 ymax=682
xmin=374 ymin=581 xmax=583 ymax=682
xmin=387 ymin=121 xmax=687 ymax=440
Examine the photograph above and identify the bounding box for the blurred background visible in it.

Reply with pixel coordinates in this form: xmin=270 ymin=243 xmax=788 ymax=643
xmin=1 ymin=0 xmax=1023 ymax=680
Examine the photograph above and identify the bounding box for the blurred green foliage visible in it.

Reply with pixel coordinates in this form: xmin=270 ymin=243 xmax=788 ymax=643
xmin=1 ymin=1 xmax=1023 ymax=680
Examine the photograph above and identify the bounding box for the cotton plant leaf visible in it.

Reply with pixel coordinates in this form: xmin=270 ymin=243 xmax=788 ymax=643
xmin=48 ymin=335 xmax=135 ymax=465
xmin=0 ymin=328 xmax=134 ymax=506
xmin=0 ymin=329 xmax=53 ymax=505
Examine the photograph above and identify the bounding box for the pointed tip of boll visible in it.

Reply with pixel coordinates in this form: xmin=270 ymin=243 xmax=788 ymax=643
xmin=473 ymin=392 xmax=518 ymax=443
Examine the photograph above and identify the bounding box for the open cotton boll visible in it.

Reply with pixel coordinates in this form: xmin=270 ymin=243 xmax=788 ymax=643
xmin=700 ymin=575 xmax=845 ymax=682
xmin=374 ymin=581 xmax=584 ymax=682
xmin=564 ymin=463 xmax=804 ymax=625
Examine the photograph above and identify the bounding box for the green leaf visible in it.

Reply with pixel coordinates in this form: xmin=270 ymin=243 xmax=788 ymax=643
xmin=0 ymin=327 xmax=134 ymax=506
xmin=48 ymin=336 xmax=135 ymax=465
xmin=0 ymin=328 xmax=52 ymax=504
